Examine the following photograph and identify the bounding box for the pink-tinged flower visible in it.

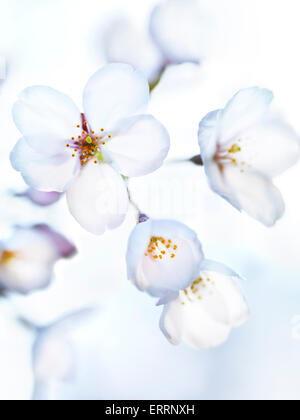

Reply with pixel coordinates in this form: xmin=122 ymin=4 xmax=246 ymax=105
xmin=126 ymin=218 xmax=249 ymax=349
xmin=198 ymin=87 xmax=300 ymax=226
xmin=10 ymin=64 xmax=170 ymax=234
xmin=16 ymin=188 xmax=62 ymax=207
xmin=0 ymin=224 xmax=76 ymax=294
xmin=160 ymin=260 xmax=249 ymax=350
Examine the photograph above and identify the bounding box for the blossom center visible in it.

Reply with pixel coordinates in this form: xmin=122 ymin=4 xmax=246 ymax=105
xmin=66 ymin=117 xmax=112 ymax=166
xmin=0 ymin=250 xmax=17 ymax=266
xmin=145 ymin=236 xmax=178 ymax=261
xmin=215 ymin=139 xmax=248 ymax=173
xmin=180 ymin=276 xmax=215 ymax=305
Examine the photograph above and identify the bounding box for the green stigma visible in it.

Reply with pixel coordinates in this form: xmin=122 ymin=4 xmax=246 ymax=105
xmin=152 ymin=237 xmax=158 ymax=243
xmin=228 ymin=143 xmax=241 ymax=154
xmin=86 ymin=136 xmax=92 ymax=144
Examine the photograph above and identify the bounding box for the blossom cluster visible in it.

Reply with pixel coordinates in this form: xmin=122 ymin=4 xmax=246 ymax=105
xmin=1 ymin=0 xmax=300 ymax=398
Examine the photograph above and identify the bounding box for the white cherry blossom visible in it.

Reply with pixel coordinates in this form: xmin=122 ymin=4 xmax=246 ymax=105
xmin=160 ymin=259 xmax=249 ymax=350
xmin=126 ymin=218 xmax=204 ymax=298
xmin=198 ymin=87 xmax=300 ymax=226
xmin=127 ymin=218 xmax=249 ymax=349
xmin=10 ymin=64 xmax=170 ymax=234
xmin=0 ymin=224 xmax=76 ymax=294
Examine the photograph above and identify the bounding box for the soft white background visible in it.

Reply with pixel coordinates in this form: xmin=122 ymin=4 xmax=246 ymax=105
xmin=0 ymin=0 xmax=300 ymax=400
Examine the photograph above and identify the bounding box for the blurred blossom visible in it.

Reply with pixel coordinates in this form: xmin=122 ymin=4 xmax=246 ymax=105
xmin=32 ymin=306 xmax=97 ymax=400
xmin=16 ymin=188 xmax=62 ymax=207
xmin=103 ymin=18 xmax=165 ymax=84
xmin=149 ymin=0 xmax=212 ymax=65
xmin=103 ymin=0 xmax=215 ymax=85
xmin=198 ymin=87 xmax=300 ymax=226
xmin=127 ymin=217 xmax=248 ymax=349
xmin=10 ymin=63 xmax=170 ymax=235
xmin=0 ymin=224 xmax=76 ymax=294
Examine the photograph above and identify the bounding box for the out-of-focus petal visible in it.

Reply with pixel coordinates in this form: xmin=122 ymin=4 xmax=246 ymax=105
xmin=10 ymin=138 xmax=80 ymax=193
xmin=66 ymin=161 xmax=129 ymax=235
xmin=18 ymin=189 xmax=62 ymax=207
xmin=103 ymin=115 xmax=170 ymax=177
xmin=103 ymin=18 xmax=164 ymax=83
xmin=83 ymin=63 xmax=149 ymax=132
xmin=33 ymin=224 xmax=77 ymax=259
xmin=12 ymin=86 xmax=82 ymax=155
xmin=150 ymin=0 xmax=211 ymax=63
xmin=0 ymin=228 xmax=57 ymax=294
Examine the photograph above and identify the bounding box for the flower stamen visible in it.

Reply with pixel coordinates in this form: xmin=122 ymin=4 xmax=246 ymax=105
xmin=146 ymin=236 xmax=178 ymax=261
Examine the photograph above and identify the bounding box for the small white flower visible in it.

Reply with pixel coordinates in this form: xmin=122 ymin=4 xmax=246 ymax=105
xmin=126 ymin=218 xmax=204 ymax=298
xmin=11 ymin=64 xmax=170 ymax=234
xmin=127 ymin=218 xmax=249 ymax=349
xmin=0 ymin=224 xmax=76 ymax=294
xmin=160 ymin=260 xmax=249 ymax=350
xmin=198 ymin=87 xmax=300 ymax=226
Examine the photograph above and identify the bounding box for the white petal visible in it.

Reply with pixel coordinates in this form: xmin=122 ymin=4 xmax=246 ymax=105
xmin=160 ymin=264 xmax=249 ymax=349
xmin=198 ymin=261 xmax=249 ymax=327
xmin=220 ymin=87 xmax=274 ymax=142
xmin=160 ymin=297 xmax=231 ymax=350
xmin=10 ymin=138 xmax=80 ymax=193
xmin=234 ymin=118 xmax=300 ymax=177
xmin=198 ymin=110 xmax=221 ymax=161
xmin=103 ymin=18 xmax=164 ymax=83
xmin=83 ymin=63 xmax=150 ymax=132
xmin=13 ymin=86 xmax=82 ymax=155
xmin=126 ymin=219 xmax=204 ymax=297
xmin=66 ymin=162 xmax=129 ymax=235
xmin=150 ymin=0 xmax=211 ymax=63
xmin=103 ymin=115 xmax=170 ymax=177
xmin=205 ymin=161 xmax=285 ymax=226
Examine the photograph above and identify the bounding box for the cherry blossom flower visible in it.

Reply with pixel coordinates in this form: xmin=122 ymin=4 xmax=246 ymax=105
xmin=10 ymin=64 xmax=170 ymax=234
xmin=103 ymin=0 xmax=212 ymax=85
xmin=0 ymin=224 xmax=76 ymax=294
xmin=126 ymin=218 xmax=204 ymax=298
xmin=127 ymin=217 xmax=249 ymax=349
xmin=160 ymin=260 xmax=249 ymax=350
xmin=198 ymin=87 xmax=300 ymax=226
